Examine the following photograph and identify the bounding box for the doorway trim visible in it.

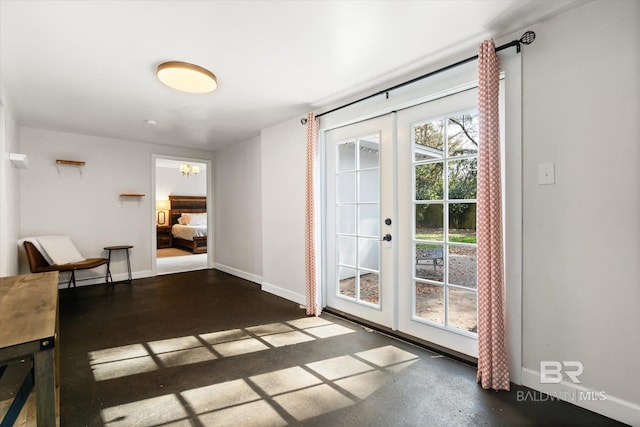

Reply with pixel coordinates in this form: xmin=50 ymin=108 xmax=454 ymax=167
xmin=151 ymin=154 xmax=214 ymax=276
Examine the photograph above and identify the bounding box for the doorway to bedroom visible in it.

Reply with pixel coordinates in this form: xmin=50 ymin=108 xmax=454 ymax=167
xmin=153 ymin=157 xmax=211 ymax=275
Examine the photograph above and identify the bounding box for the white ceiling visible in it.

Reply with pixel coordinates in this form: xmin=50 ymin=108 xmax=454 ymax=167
xmin=0 ymin=0 xmax=588 ymax=151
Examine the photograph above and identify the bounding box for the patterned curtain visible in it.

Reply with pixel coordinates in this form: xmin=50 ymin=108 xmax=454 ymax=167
xmin=476 ymin=40 xmax=510 ymax=391
xmin=305 ymin=112 xmax=321 ymax=316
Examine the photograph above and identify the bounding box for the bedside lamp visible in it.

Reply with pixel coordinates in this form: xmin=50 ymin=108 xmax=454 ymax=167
xmin=156 ymin=200 xmax=170 ymax=225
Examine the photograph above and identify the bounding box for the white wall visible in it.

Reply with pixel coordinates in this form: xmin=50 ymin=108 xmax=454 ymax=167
xmin=19 ymin=127 xmax=214 ymax=284
xmin=213 ymin=135 xmax=262 ymax=283
xmin=156 ymin=162 xmax=206 ymax=200
xmin=261 ymin=120 xmax=307 ymax=304
xmin=0 ymin=87 xmax=21 ymax=276
xmin=521 ymin=1 xmax=639 ymax=423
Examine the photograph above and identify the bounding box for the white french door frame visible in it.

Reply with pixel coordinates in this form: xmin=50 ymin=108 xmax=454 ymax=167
xmin=319 ymin=52 xmax=523 ymax=384
xmin=396 ymin=87 xmax=484 ymax=357
xmin=323 ymin=115 xmax=396 ymax=328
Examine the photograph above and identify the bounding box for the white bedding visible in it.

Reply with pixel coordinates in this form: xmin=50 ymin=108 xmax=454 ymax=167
xmin=172 ymin=224 xmax=207 ymax=241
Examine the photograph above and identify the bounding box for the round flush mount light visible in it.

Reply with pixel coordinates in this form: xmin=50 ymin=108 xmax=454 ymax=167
xmin=156 ymin=61 xmax=218 ymax=94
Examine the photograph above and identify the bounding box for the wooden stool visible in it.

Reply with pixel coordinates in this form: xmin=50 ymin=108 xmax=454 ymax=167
xmin=104 ymin=245 xmax=133 ymax=284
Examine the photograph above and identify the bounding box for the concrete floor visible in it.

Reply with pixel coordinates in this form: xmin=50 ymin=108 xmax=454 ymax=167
xmin=50 ymin=269 xmax=623 ymax=426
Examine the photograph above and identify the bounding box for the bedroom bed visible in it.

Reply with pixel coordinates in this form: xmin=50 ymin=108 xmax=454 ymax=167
xmin=168 ymin=195 xmax=207 ymax=254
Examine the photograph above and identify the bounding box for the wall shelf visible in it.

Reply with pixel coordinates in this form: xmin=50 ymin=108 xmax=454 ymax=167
xmin=55 ymin=159 xmax=85 ymax=177
xmin=55 ymin=159 xmax=85 ymax=166
xmin=119 ymin=193 xmax=145 ymax=207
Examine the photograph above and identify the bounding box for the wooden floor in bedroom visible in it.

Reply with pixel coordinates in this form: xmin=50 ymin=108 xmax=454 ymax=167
xmin=156 ymin=247 xmax=193 ymax=258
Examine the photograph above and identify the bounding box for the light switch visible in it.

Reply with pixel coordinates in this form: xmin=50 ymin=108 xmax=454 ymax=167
xmin=538 ymin=162 xmax=555 ymax=185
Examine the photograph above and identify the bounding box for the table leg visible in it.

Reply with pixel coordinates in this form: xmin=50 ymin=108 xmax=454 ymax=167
xmin=125 ymin=249 xmax=132 ymax=283
xmin=34 ymin=348 xmax=56 ymax=426
xmin=105 ymin=250 xmax=113 ymax=285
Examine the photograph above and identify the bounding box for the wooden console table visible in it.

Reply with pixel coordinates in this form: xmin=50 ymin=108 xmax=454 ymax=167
xmin=0 ymin=271 xmax=59 ymax=426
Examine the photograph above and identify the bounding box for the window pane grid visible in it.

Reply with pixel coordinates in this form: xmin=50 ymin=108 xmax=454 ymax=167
xmin=412 ymin=109 xmax=478 ymax=334
xmin=336 ymin=133 xmax=381 ymax=308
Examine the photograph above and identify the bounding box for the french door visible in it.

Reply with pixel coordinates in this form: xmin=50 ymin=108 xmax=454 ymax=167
xmin=325 ymin=88 xmax=480 ymax=357
xmin=325 ymin=115 xmax=395 ymax=327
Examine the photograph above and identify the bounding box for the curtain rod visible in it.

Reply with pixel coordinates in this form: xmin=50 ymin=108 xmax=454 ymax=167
xmin=301 ymin=31 xmax=535 ymax=124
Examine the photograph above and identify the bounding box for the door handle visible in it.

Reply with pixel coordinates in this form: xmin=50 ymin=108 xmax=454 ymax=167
xmin=381 ymin=234 xmax=392 ymax=242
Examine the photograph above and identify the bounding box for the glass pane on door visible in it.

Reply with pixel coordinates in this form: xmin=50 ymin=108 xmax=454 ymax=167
xmin=337 ymin=173 xmax=356 ymax=203
xmin=358 ymin=205 xmax=379 ymax=237
xmin=415 ymin=282 xmax=444 ymax=324
xmin=334 ymin=133 xmax=382 ymax=309
xmin=413 ymin=119 xmax=444 ymax=161
xmin=447 ymin=113 xmax=478 ymax=157
xmin=447 ymin=287 xmax=478 ymax=333
xmin=339 ymin=267 xmax=356 ymax=299
xmin=360 ymin=272 xmax=380 ymax=305
xmin=338 ymin=141 xmax=356 ymax=171
xmin=415 ymin=204 xmax=444 ymax=241
xmin=338 ymin=205 xmax=356 ymax=235
xmin=411 ymin=108 xmax=478 ymax=335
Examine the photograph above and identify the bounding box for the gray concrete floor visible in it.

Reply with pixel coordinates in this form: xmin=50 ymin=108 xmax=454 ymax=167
xmin=52 ymin=269 xmax=624 ymax=426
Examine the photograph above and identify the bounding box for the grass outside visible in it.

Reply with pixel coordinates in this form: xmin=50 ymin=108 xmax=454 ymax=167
xmin=415 ymin=228 xmax=476 ymax=244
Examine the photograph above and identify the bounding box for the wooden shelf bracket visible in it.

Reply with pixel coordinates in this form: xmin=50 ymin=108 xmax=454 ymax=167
xmin=55 ymin=159 xmax=85 ymax=177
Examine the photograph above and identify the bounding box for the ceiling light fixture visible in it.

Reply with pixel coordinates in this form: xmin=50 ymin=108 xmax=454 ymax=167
xmin=180 ymin=163 xmax=200 ymax=177
xmin=156 ymin=61 xmax=218 ymax=94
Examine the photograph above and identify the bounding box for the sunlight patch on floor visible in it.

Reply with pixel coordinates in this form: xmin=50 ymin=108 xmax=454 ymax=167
xmin=212 ymin=338 xmax=270 ymax=357
xmin=147 ymin=336 xmax=202 ymax=353
xmin=101 ymin=394 xmax=186 ymax=426
xmin=182 ymin=379 xmax=261 ymax=413
xmin=303 ymin=323 xmax=357 ymax=339
xmin=246 ymin=322 xmax=294 ymax=336
xmin=285 ymin=317 xmax=333 ymax=329
xmin=356 ymin=345 xmax=419 ymax=367
xmin=200 ymin=329 xmax=250 ymax=344
xmin=306 ymin=355 xmax=373 ymax=381
xmin=273 ymin=384 xmax=353 ymax=422
xmin=88 ymin=317 xmax=358 ymax=382
xmin=259 ymin=331 xmax=316 ymax=347
xmin=99 ymin=341 xmax=420 ymax=426
xmin=249 ymin=366 xmax=322 ymax=395
xmin=334 ymin=370 xmax=389 ymax=400
xmin=197 ymin=400 xmax=287 ymax=427
xmin=89 ymin=343 xmax=148 ymax=364
xmin=95 ymin=317 xmax=420 ymax=425
xmin=156 ymin=347 xmax=217 ymax=368
xmin=89 ymin=344 xmax=155 ymax=381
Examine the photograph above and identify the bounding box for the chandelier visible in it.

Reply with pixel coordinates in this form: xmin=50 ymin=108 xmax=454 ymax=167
xmin=180 ymin=163 xmax=200 ymax=177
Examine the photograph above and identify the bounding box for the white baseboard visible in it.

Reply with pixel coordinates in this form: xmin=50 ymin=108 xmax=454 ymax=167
xmin=522 ymin=368 xmax=640 ymax=426
xmin=214 ymin=263 xmax=262 ymax=284
xmin=213 ymin=265 xmax=305 ymax=307
xmin=261 ymin=281 xmax=306 ymax=306
xmin=56 ymin=270 xmax=153 ymax=289
xmin=130 ymin=270 xmax=154 ymax=280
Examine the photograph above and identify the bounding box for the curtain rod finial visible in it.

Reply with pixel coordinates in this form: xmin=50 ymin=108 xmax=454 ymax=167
xmin=520 ymin=31 xmax=536 ymax=45
xmin=517 ymin=31 xmax=536 ymax=52
xmin=301 ymin=118 xmax=308 ymax=125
